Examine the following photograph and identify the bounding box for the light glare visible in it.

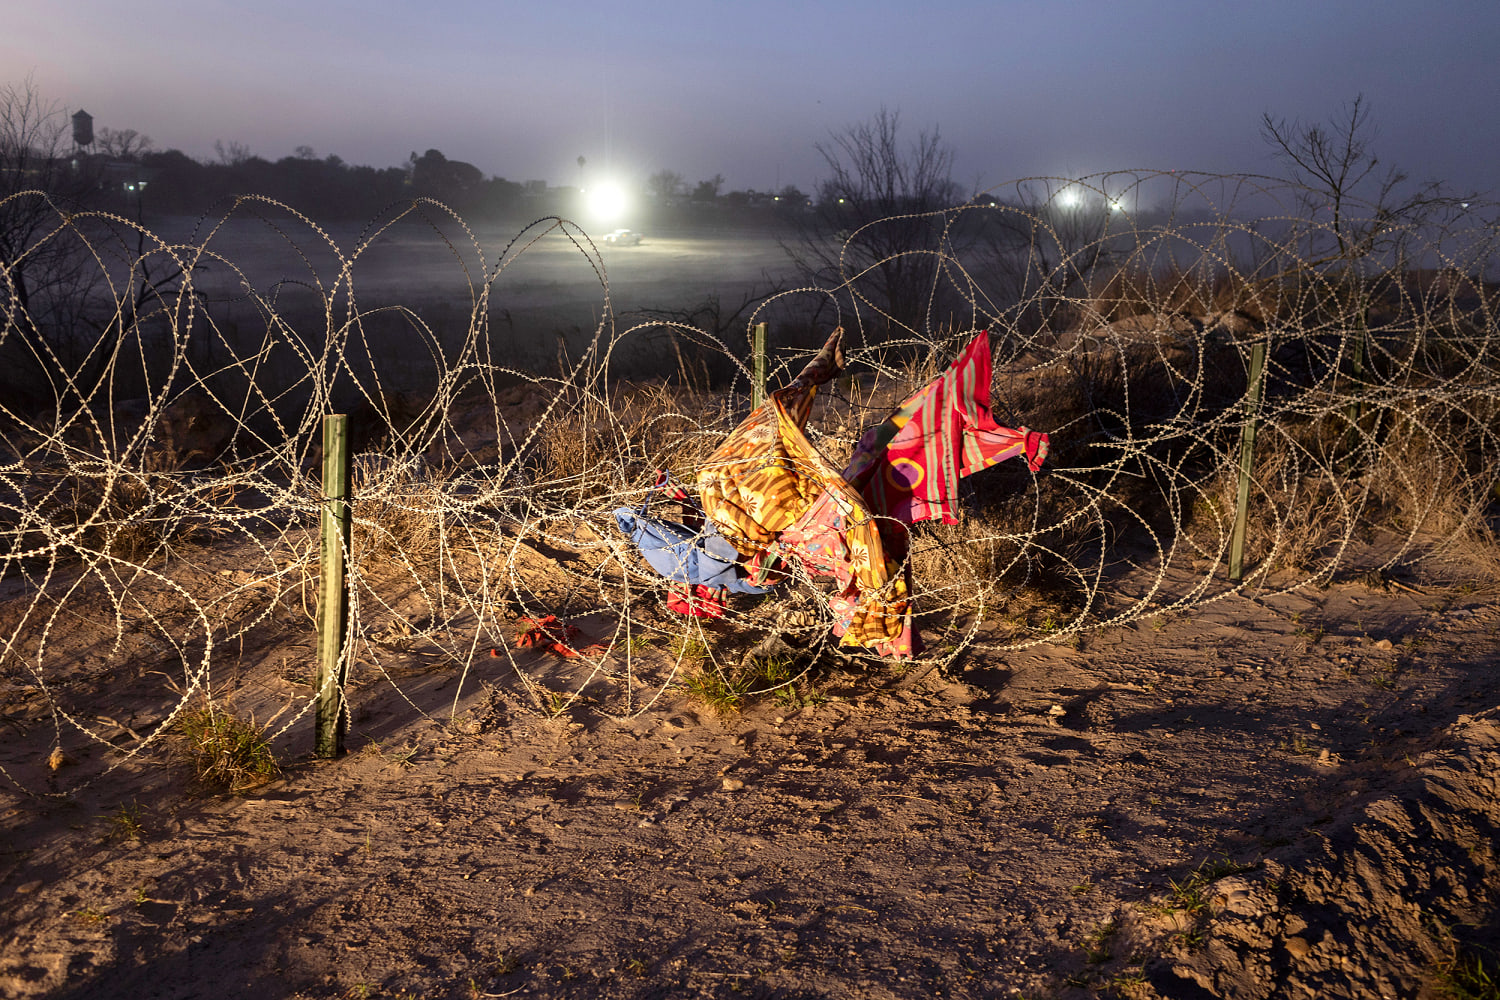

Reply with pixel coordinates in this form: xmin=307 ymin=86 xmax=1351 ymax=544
xmin=587 ymin=181 xmax=628 ymax=222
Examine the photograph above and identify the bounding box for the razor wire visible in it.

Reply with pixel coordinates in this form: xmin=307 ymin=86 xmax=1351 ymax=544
xmin=2 ymin=173 xmax=1497 ymax=796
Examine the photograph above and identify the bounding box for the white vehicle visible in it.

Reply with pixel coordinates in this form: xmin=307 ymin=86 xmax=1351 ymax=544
xmin=600 ymin=228 xmax=643 ymax=246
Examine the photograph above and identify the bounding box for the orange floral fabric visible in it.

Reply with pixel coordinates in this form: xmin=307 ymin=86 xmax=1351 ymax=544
xmin=696 ymin=329 xmax=910 ymax=652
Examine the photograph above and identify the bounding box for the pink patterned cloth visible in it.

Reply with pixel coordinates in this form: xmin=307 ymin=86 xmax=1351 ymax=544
xmin=845 ymin=331 xmax=1048 ymax=524
xmin=777 ymin=486 xmax=918 ymax=658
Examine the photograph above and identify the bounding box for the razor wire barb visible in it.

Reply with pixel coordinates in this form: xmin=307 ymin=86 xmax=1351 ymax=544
xmin=2 ymin=173 xmax=1498 ymax=796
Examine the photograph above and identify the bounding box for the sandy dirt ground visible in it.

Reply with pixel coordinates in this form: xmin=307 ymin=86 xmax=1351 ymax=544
xmin=3 ymin=550 xmax=1497 ymax=1000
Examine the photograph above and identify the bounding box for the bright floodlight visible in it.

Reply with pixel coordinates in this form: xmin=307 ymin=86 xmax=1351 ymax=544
xmin=587 ymin=181 xmax=628 ymax=223
xmin=1055 ymin=188 xmax=1081 ymax=209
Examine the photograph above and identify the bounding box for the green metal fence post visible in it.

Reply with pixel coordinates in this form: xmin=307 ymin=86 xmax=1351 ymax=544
xmin=751 ymin=322 xmax=768 ymax=410
xmin=315 ymin=414 xmax=352 ymax=757
xmin=1229 ymin=339 xmax=1268 ymax=583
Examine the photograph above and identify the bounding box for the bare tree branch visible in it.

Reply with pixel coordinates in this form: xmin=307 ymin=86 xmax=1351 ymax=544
xmin=786 ymin=107 xmax=967 ymax=340
xmin=1261 ymin=94 xmax=1470 ymax=264
xmin=96 ymin=127 xmax=154 ymax=161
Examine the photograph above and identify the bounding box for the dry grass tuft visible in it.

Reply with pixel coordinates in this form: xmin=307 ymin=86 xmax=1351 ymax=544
xmin=351 ymin=456 xmax=448 ymax=562
xmin=30 ymin=465 xmax=204 ymax=565
xmin=175 ymin=704 xmax=281 ymax=793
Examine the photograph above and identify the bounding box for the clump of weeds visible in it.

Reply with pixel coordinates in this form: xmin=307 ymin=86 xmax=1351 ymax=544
xmin=102 ymin=801 xmax=145 ymax=843
xmin=678 ymin=665 xmax=751 ymax=716
xmin=175 ymin=703 xmax=281 ymax=792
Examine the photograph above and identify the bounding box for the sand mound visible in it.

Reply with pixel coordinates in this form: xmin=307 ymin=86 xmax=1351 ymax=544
xmin=1147 ymin=708 xmax=1500 ymax=999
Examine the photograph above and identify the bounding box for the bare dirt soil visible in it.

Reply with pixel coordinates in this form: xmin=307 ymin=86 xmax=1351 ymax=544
xmin=3 ymin=550 xmax=1497 ymax=1000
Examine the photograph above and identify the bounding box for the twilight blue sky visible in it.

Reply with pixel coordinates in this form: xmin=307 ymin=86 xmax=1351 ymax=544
xmin=6 ymin=0 xmax=1498 ymax=198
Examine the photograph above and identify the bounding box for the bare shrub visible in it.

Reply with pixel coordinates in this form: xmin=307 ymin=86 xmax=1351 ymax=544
xmin=33 ymin=465 xmax=208 ymax=565
xmin=350 ymin=455 xmax=447 ymax=563
xmin=1365 ymin=403 xmax=1500 ymax=570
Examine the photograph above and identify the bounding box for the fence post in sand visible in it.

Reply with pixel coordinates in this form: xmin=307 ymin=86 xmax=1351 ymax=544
xmin=1342 ymin=308 xmax=1368 ymax=464
xmin=315 ymin=414 xmax=352 ymax=757
xmin=751 ymin=322 xmax=768 ymax=409
xmin=1229 ymin=338 xmax=1268 ymax=583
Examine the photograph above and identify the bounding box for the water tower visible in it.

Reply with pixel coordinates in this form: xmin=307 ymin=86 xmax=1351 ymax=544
xmin=71 ymin=109 xmax=94 ymax=150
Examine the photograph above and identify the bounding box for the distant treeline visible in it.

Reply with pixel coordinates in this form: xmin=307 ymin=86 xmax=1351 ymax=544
xmin=117 ymin=147 xmax=526 ymax=220
xmin=89 ymin=146 xmax=815 ymax=227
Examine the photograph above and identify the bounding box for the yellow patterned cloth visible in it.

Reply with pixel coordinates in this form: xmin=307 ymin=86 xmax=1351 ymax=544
xmin=696 ymin=330 xmax=911 ymax=652
xmin=694 ymin=388 xmax=820 ymax=576
xmin=770 ymin=397 xmax=911 ymax=650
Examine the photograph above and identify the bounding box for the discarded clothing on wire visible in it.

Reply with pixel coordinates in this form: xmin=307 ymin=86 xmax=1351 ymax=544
xmin=696 ymin=329 xmax=913 ymax=655
xmin=614 ymin=327 xmax=1049 ymax=658
xmin=694 ymin=328 xmax=846 ymax=583
xmin=845 ymin=330 xmax=1049 ymax=525
xmin=613 ymin=506 xmax=771 ymax=595
xmin=613 ymin=470 xmax=771 ymax=596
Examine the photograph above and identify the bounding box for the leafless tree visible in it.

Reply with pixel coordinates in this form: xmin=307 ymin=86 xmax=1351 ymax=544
xmin=2 ymin=78 xmax=193 ymax=406
xmin=0 ymin=76 xmax=100 ymax=356
xmin=1261 ymin=94 xmax=1467 ymax=266
xmin=1260 ymin=96 xmax=1484 ymax=446
xmin=817 ymin=108 xmax=958 ymax=218
xmin=785 ymin=107 xmax=967 ymax=341
xmin=96 ymin=126 xmax=154 ymax=161
xmin=647 ymin=169 xmax=685 ymax=201
xmin=214 ymin=139 xmax=254 ymax=167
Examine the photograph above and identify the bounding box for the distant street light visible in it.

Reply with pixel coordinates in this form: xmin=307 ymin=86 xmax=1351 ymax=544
xmin=586 ymin=180 xmax=628 ymax=224
xmin=123 ymin=179 xmax=147 ymax=221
